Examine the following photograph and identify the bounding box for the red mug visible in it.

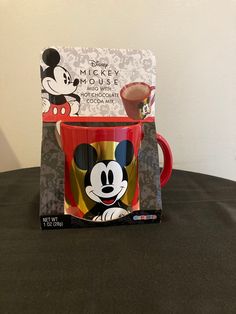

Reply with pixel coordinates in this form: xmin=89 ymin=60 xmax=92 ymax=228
xmin=57 ymin=121 xmax=172 ymax=222
xmin=120 ymin=82 xmax=155 ymax=120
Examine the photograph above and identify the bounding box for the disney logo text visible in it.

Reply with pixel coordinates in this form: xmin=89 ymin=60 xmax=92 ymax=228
xmin=89 ymin=60 xmax=108 ymax=68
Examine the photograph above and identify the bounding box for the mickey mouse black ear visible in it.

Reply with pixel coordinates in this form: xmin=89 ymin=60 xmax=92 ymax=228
xmin=115 ymin=140 xmax=134 ymax=167
xmin=42 ymin=48 xmax=60 ymax=67
xmin=74 ymin=144 xmax=98 ymax=170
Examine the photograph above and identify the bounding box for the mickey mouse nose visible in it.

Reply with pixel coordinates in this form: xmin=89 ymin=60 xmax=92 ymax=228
xmin=102 ymin=186 xmax=114 ymax=193
xmin=73 ymin=78 xmax=79 ymax=86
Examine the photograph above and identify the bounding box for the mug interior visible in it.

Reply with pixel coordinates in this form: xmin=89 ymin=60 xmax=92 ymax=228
xmin=121 ymin=83 xmax=150 ymax=102
xmin=62 ymin=121 xmax=141 ymax=129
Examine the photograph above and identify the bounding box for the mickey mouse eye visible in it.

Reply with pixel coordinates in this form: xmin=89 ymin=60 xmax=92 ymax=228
xmin=68 ymin=76 xmax=71 ymax=84
xmin=101 ymin=171 xmax=107 ymax=185
xmin=108 ymin=170 xmax=113 ymax=185
xmin=63 ymin=73 xmax=67 ymax=84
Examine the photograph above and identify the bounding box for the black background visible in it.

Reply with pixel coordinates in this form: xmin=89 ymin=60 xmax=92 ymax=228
xmin=0 ymin=168 xmax=235 ymax=314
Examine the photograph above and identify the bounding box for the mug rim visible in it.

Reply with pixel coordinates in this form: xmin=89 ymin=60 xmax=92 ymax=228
xmin=120 ymin=82 xmax=151 ymax=102
xmin=60 ymin=121 xmax=142 ymax=131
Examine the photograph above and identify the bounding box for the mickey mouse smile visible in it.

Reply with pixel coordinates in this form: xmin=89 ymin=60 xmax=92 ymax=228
xmin=100 ymin=195 xmax=117 ymax=206
xmin=90 ymin=189 xmax=123 ymax=206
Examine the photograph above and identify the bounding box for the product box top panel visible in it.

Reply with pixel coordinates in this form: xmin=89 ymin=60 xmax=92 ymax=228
xmin=40 ymin=47 xmax=156 ymax=122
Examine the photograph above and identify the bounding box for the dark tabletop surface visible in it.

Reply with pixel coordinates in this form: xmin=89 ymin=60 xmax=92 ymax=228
xmin=0 ymin=167 xmax=235 ymax=314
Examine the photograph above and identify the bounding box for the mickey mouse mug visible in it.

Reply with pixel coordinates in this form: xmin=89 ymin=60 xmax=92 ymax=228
xmin=120 ymin=82 xmax=155 ymax=120
xmin=56 ymin=121 xmax=172 ymax=222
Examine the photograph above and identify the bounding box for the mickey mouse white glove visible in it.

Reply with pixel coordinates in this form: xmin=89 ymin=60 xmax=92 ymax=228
xmin=93 ymin=207 xmax=128 ymax=222
xmin=42 ymin=98 xmax=50 ymax=113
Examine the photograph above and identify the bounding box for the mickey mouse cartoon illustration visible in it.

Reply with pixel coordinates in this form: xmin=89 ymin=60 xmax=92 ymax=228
xmin=140 ymin=102 xmax=151 ymax=119
xmin=74 ymin=140 xmax=134 ymax=221
xmin=41 ymin=48 xmax=81 ymax=118
xmin=139 ymin=93 xmax=155 ymax=119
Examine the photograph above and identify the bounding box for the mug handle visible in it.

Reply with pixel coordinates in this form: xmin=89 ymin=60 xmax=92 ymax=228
xmin=156 ymin=133 xmax=173 ymax=187
xmin=150 ymin=86 xmax=155 ymax=106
